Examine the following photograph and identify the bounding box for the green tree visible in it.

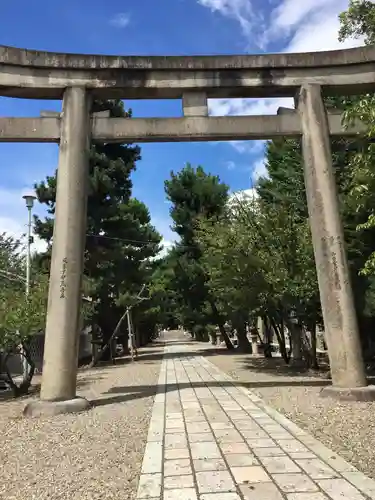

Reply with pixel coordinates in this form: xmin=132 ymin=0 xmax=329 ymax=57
xmin=0 ymin=233 xmax=48 ymax=395
xmin=165 ymin=164 xmax=234 ymax=348
xmin=196 ymin=203 xmax=264 ymax=352
xmin=337 ymin=1 xmax=375 ymax=357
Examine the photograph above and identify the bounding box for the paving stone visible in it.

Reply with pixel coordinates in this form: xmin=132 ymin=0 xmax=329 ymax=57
xmin=185 ymin=411 xmax=205 ymax=419
xmin=154 ymin=393 xmax=165 ymax=403
xmin=141 ymin=441 xmax=163 ymax=473
xmin=200 ymin=494 xmax=241 ymax=500
xmin=226 ymin=453 xmax=259 ymax=467
xmin=246 ymin=438 xmax=276 ymax=448
xmin=266 ymin=431 xmax=293 ymax=440
xmin=272 ymin=473 xmax=319 ymax=493
xmin=286 ymin=494 xmax=328 ymax=500
xmin=239 ymin=482 xmax=284 ymax=500
xmin=226 ymin=411 xmax=249 ymax=420
xmin=233 ymin=420 xmax=261 ymax=430
xmin=204 ymin=406 xmax=222 ymax=414
xmin=230 ymin=465 xmax=271 ymax=484
xmin=166 ymin=412 xmax=183 ymax=420
xmin=298 ymin=438 xmax=357 ymax=473
xmin=241 ymin=429 xmax=269 ymax=439
xmin=274 ymin=439 xmax=310 ymax=454
xmin=164 ymin=474 xmax=195 ymax=489
xmin=189 ymin=432 xmax=215 ymax=443
xmin=166 ymin=419 xmax=185 ymax=430
xmin=220 ymin=402 xmax=242 ymax=410
xmin=196 ymin=470 xmax=236 ymax=493
xmin=211 ymin=422 xmax=234 ymax=430
xmin=187 ymin=421 xmax=211 ymax=433
xmin=206 ymin=413 xmax=229 ymax=422
xmin=289 ymin=451 xmax=317 ymax=459
xmin=260 ymin=456 xmax=301 ymax=474
xmin=254 ymin=447 xmax=286 ymax=457
xmin=342 ymin=471 xmax=375 ymax=499
xmin=249 ymin=412 xmax=270 ymax=420
xmin=164 ymin=459 xmax=192 ymax=476
xmin=317 ymin=478 xmax=366 ymax=500
xmin=193 ymin=458 xmax=227 ymax=472
xmin=220 ymin=442 xmax=250 ymax=454
xmin=183 ymin=402 xmax=201 ymax=409
xmin=165 ymin=433 xmax=188 ymax=449
xmin=137 ymin=473 xmax=162 ymax=498
xmin=295 ymin=458 xmax=338 ymax=479
xmin=184 ymin=415 xmax=208 ymax=422
xmin=165 ymin=447 xmax=190 ymax=460
xmin=191 ymin=441 xmax=221 ymax=459
xmin=262 ymin=424 xmax=287 ymax=433
xmin=163 ymin=487 xmax=197 ymax=500
xmin=213 ymin=429 xmax=244 ymax=443
xmin=147 ymin=429 xmax=164 ymax=442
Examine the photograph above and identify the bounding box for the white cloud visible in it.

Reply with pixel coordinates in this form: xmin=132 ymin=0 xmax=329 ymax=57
xmin=226 ymin=160 xmax=236 ymax=170
xmin=198 ymin=0 xmax=365 ymax=51
xmin=197 ymin=0 xmax=261 ymax=39
xmin=209 ymin=96 xmax=293 ymax=117
xmin=0 ymin=186 xmax=47 ymax=256
xmin=271 ymin=0 xmax=338 ymax=34
xmin=208 ymin=97 xmax=293 ymax=153
xmin=286 ymin=11 xmax=365 ymax=53
xmin=228 ymin=188 xmax=258 ymax=207
xmin=109 ymin=13 xmax=130 ymax=28
xmin=252 ymin=157 xmax=268 ymax=182
xmin=157 ymin=239 xmax=174 ymax=258
xmin=204 ymin=0 xmax=366 ymax=158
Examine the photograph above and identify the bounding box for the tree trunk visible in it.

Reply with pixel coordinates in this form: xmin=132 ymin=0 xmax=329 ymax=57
xmin=2 ymin=344 xmax=35 ymax=397
xmin=270 ymin=316 xmax=289 ymax=364
xmin=286 ymin=320 xmax=304 ymax=367
xmin=262 ymin=317 xmax=273 ymax=358
xmin=235 ymin=322 xmax=252 ymax=352
xmin=310 ymin=321 xmax=319 ymax=369
xmin=90 ymin=308 xmax=128 ymax=367
xmin=210 ymin=301 xmax=234 ymax=350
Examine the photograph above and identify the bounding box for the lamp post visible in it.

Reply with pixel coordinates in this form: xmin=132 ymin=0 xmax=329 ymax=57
xmin=22 ymin=193 xmax=36 ymax=378
xmin=22 ymin=194 xmax=36 ymax=297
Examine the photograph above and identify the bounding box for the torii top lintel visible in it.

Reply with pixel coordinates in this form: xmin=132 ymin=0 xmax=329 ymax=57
xmin=0 ymin=44 xmax=374 ymax=100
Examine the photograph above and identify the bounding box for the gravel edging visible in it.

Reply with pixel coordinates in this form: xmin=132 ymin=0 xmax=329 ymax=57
xmin=0 ymin=341 xmax=165 ymax=500
xmin=204 ymin=348 xmax=375 ymax=480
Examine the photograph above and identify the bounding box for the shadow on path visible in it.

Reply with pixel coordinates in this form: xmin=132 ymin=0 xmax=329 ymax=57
xmin=92 ymin=377 xmax=333 ymax=408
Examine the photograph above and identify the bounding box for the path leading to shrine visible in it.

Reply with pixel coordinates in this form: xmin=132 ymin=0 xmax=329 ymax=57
xmin=137 ymin=334 xmax=375 ymax=500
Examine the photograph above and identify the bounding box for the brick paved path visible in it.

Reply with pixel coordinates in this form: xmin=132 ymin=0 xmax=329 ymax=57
xmin=136 ymin=337 xmax=375 ymax=500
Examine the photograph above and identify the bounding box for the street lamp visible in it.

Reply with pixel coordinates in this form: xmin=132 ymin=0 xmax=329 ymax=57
xmin=22 ymin=193 xmax=36 ymax=297
xmin=21 ymin=193 xmax=36 ymax=380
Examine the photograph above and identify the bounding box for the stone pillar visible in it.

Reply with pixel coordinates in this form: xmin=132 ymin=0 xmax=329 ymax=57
xmin=298 ymin=84 xmax=373 ymax=399
xmin=24 ymin=87 xmax=92 ymax=417
xmin=182 ymin=92 xmax=208 ymax=117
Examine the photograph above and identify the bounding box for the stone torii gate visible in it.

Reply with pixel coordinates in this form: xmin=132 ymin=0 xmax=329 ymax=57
xmin=1 ymin=45 xmax=375 ymax=416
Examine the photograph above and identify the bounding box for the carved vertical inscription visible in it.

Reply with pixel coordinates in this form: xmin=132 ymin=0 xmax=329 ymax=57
xmin=60 ymin=257 xmax=68 ymax=298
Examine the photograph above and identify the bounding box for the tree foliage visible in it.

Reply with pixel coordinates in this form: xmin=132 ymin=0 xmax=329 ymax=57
xmin=164 ymin=164 xmax=235 ymax=347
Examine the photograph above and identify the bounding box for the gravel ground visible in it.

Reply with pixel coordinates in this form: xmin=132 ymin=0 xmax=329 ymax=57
xmin=0 ymin=342 xmax=164 ymax=500
xmin=201 ymin=344 xmax=375 ymax=480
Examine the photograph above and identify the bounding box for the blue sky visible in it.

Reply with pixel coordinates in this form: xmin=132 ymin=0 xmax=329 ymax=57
xmin=0 ymin=0 xmax=362 ymax=251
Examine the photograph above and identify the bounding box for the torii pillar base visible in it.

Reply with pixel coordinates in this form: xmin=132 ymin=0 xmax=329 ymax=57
xmin=24 ymin=397 xmax=91 ymax=418
xmin=320 ymin=385 xmax=375 ymax=402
